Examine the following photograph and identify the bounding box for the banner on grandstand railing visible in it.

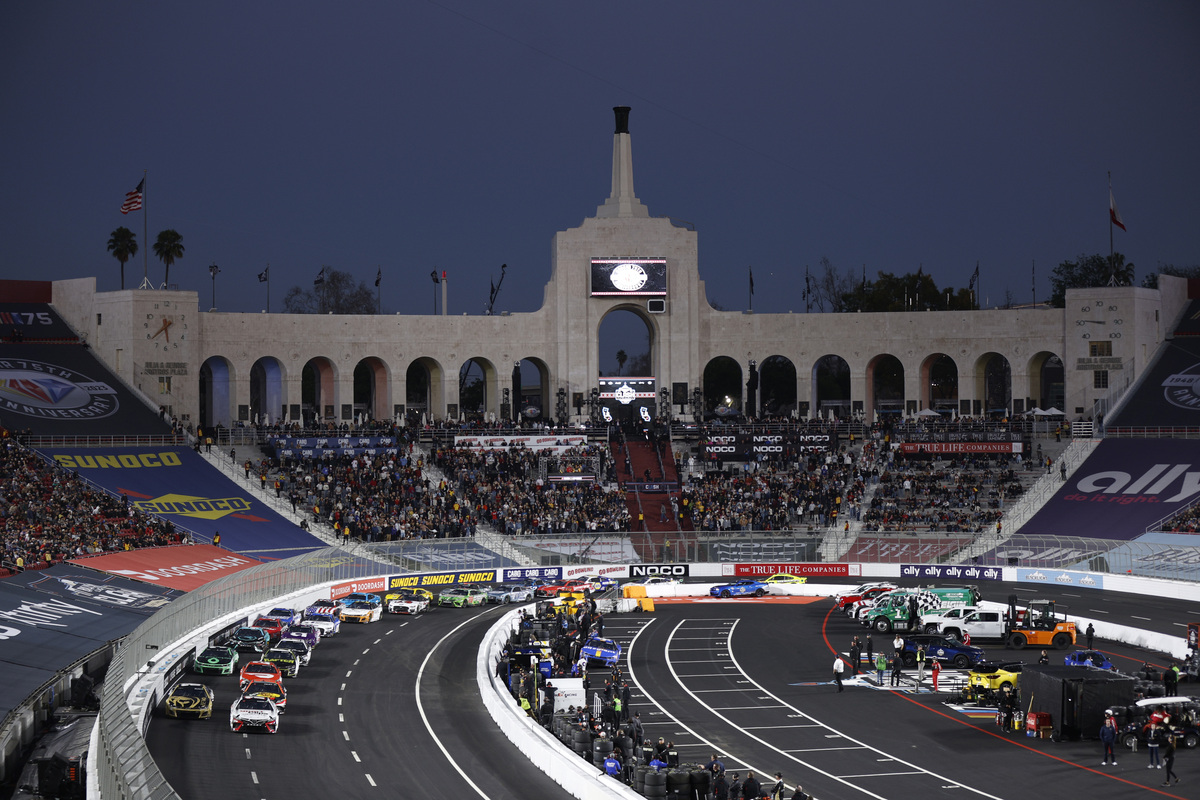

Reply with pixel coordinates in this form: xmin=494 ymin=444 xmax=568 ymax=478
xmin=844 ymin=537 xmax=974 ymax=563
xmin=900 ymin=563 xmax=1002 ymax=581
xmin=896 ymin=442 xmax=1024 ymax=454
xmin=276 ymin=446 xmax=401 ymax=459
xmin=702 ymin=432 xmax=832 ymax=460
xmin=1020 ymin=439 xmax=1200 ymax=539
xmin=454 ymin=434 xmax=587 ymax=451
xmin=731 ymin=562 xmax=855 ymax=577
xmin=630 ymin=564 xmax=690 ymax=579
xmin=375 ymin=569 xmax=501 ymax=594
xmin=69 ymin=545 xmax=263 ymax=591
xmin=271 ymin=435 xmax=397 ymax=449
xmin=898 ymin=431 xmax=1024 ymax=444
xmin=562 ymin=564 xmax=629 ymax=580
xmin=548 ymin=473 xmax=597 ymax=483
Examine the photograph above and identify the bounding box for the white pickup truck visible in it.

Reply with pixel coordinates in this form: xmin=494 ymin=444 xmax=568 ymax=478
xmin=939 ymin=609 xmax=1007 ymax=641
xmin=918 ymin=605 xmax=980 ymax=634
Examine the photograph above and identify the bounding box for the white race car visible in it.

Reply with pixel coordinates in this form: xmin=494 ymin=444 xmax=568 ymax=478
xmin=340 ymin=600 xmax=382 ymax=623
xmin=303 ymin=608 xmax=342 ymax=637
xmin=230 ymin=695 xmax=279 ymax=733
xmin=274 ymin=638 xmax=313 ymax=667
xmin=385 ymin=592 xmax=429 ymax=614
xmin=485 ymin=583 xmax=535 ymax=604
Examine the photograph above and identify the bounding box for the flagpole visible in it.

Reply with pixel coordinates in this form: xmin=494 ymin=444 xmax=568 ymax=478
xmin=748 ymin=266 xmax=753 ymax=312
xmin=141 ymin=169 xmax=149 ymax=288
xmin=266 ymin=264 xmax=270 ymax=313
xmin=1108 ymin=170 xmax=1115 ymax=283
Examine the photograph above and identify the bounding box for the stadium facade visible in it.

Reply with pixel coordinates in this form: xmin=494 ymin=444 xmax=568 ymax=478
xmin=36 ymin=109 xmax=1187 ymax=430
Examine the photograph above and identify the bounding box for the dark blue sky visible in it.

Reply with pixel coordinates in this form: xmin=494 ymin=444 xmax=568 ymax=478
xmin=2 ymin=2 xmax=1197 ymax=316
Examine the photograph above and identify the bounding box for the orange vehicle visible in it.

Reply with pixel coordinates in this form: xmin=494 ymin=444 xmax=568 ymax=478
xmin=1005 ymin=597 xmax=1077 ymax=650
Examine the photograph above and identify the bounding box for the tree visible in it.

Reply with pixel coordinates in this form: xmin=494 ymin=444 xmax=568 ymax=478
xmin=615 ymin=349 xmax=627 ymax=376
xmin=1142 ymin=263 xmax=1200 ymax=289
xmin=283 ymin=268 xmax=376 ymax=314
xmin=106 ymin=227 xmax=137 ymax=290
xmin=1048 ymin=252 xmax=1134 ymax=307
xmin=152 ymin=230 xmax=184 ymax=288
xmin=810 ymin=257 xmax=856 ymax=312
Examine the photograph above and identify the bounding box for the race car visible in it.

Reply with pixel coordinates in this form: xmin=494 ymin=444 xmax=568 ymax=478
xmin=967 ymin=661 xmax=1024 ymax=692
xmin=438 ymin=587 xmax=487 ymax=608
xmin=576 ymin=574 xmax=618 ymax=591
xmin=763 ymin=573 xmax=808 ymax=585
xmin=512 ymin=576 xmax=555 ymax=592
xmin=303 ymin=604 xmax=343 ymax=635
xmin=535 ymin=579 xmax=593 ymax=598
xmin=709 ymin=579 xmax=768 ymax=598
xmin=239 ymin=661 xmax=283 ymax=691
xmin=192 ymin=645 xmax=238 ymax=676
xmin=338 ymin=592 xmax=382 ymax=606
xmin=264 ymin=647 xmax=301 ymax=678
xmin=165 ymin=682 xmax=214 ymax=719
xmin=581 ymin=637 xmax=622 ymax=667
xmin=386 ymin=591 xmax=429 ymax=614
xmin=282 ymin=623 xmax=321 ymax=649
xmin=251 ymin=616 xmax=287 ymax=644
xmin=274 ymin=639 xmax=313 ymax=667
xmin=340 ymin=600 xmax=383 ymax=623
xmin=231 ymin=626 xmax=271 ymax=655
xmin=901 ymin=634 xmax=987 ymax=668
xmin=261 ymin=607 xmax=298 ymax=627
xmin=834 ymin=582 xmax=899 ymax=613
xmin=1064 ymin=650 xmax=1114 ymax=669
xmin=485 ymin=583 xmax=535 ymax=604
xmin=230 ymin=695 xmax=280 ymax=733
xmin=622 ymin=575 xmax=681 ymax=587
xmin=241 ymin=679 xmax=287 ymax=712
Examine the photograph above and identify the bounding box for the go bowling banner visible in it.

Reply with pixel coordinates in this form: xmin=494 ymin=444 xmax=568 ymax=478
xmin=1020 ymin=439 xmax=1200 ymax=539
xmin=38 ymin=446 xmax=325 ymax=557
xmin=69 ymin=545 xmax=263 ymax=591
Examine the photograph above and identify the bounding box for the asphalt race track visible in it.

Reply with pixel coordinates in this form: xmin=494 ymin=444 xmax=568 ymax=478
xmin=147 ymin=605 xmax=568 ymax=800
xmin=147 ymin=579 xmax=1198 ymax=800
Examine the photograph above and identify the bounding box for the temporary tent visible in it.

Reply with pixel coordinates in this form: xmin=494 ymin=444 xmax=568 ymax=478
xmin=1019 ymin=664 xmax=1135 ymax=740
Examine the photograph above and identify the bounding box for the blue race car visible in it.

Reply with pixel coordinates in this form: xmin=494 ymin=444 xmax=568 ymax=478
xmin=581 ymin=637 xmax=622 ymax=667
xmin=338 ymin=592 xmax=382 ymax=606
xmin=262 ymin=607 xmax=298 ymax=627
xmin=709 ymin=579 xmax=768 ymax=598
xmin=1064 ymin=650 xmax=1114 ymax=670
xmin=901 ymin=634 xmax=987 ymax=668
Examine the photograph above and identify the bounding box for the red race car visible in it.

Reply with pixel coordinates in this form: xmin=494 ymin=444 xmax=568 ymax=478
xmin=535 ymin=579 xmax=593 ymax=598
xmin=239 ymin=661 xmax=283 ymax=691
xmin=251 ymin=616 xmax=287 ymax=644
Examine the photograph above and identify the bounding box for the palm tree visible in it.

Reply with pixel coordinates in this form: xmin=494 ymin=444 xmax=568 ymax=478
xmin=615 ymin=349 xmax=627 ymax=376
xmin=153 ymin=230 xmax=185 ymax=288
xmin=106 ymin=227 xmax=138 ymax=290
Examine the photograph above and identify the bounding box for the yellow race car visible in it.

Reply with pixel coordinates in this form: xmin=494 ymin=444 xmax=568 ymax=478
xmin=763 ymin=573 xmax=808 ymax=584
xmin=968 ymin=661 xmax=1023 ymax=692
xmin=165 ymin=682 xmax=214 ymax=719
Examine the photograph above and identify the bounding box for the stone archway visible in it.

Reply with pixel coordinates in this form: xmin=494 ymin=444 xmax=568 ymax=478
xmin=353 ymin=356 xmax=390 ymax=421
xmin=249 ymin=356 xmax=285 ymax=424
xmin=920 ymin=353 xmax=959 ymax=414
xmin=975 ymin=352 xmax=1012 ymax=417
xmin=301 ymin=356 xmax=338 ymax=425
xmin=812 ymin=354 xmax=851 ymax=420
xmin=198 ymin=355 xmax=235 ymax=430
xmin=867 ymin=353 xmax=904 ymax=420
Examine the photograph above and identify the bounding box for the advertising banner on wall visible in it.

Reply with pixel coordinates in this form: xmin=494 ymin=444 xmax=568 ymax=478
xmin=1019 ymin=439 xmax=1200 ymax=539
xmin=1015 ymin=568 xmax=1104 ymax=590
xmin=896 ymin=442 xmax=1024 ymax=454
xmin=702 ymin=432 xmax=833 ymax=461
xmin=454 ymin=434 xmax=587 ymax=450
xmin=899 ymin=563 xmax=1002 ymax=581
xmin=69 ymin=545 xmax=262 ymax=591
xmin=39 ymin=446 xmax=326 ymax=557
xmin=500 ymin=566 xmax=563 ymax=583
xmin=732 ymin=562 xmax=854 ymax=577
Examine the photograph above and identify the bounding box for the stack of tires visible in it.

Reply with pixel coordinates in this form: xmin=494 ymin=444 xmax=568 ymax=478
xmin=572 ymin=727 xmax=593 ymax=759
xmin=642 ymin=769 xmax=666 ymax=799
xmin=593 ymin=736 xmax=614 ymax=767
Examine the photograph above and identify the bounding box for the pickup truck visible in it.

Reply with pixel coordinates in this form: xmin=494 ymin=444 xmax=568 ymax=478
xmin=940 ymin=609 xmax=1006 ymax=641
xmin=919 ymin=605 xmax=981 ymax=634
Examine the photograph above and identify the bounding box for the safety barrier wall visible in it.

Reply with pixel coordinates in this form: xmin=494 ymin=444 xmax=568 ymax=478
xmin=477 ymin=608 xmax=642 ymax=800
xmin=94 ymin=545 xmax=1200 ymax=799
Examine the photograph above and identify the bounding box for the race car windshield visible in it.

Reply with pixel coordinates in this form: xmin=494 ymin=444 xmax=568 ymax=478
xmin=199 ymin=648 xmax=227 ymax=658
xmin=239 ymin=697 xmax=273 ymax=710
xmin=244 ymin=682 xmax=281 ymax=695
xmin=174 ymin=685 xmax=208 ymax=698
xmin=350 ymin=601 xmax=374 ymax=609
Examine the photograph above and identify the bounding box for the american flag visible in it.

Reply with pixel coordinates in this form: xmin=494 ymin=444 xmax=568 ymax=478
xmin=120 ymin=179 xmax=144 ymax=215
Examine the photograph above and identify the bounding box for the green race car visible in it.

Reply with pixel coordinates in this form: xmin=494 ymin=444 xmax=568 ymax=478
xmin=192 ymin=646 xmax=238 ymax=676
xmin=437 ymin=587 xmax=487 ymax=608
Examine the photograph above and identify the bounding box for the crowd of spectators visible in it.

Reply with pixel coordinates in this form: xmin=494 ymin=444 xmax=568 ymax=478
xmin=0 ymin=436 xmax=186 ymax=574
xmin=264 ymin=440 xmax=629 ymax=541
xmin=1163 ymin=504 xmax=1200 ymax=533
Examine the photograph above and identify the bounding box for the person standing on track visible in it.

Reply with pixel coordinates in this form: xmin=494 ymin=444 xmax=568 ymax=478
xmin=1147 ymin=723 xmax=1163 ymax=769
xmin=1086 ymin=622 xmax=1095 ymax=649
xmin=849 ymin=637 xmax=861 ymax=675
xmin=931 ymin=657 xmax=941 ymax=692
xmin=769 ymin=772 xmax=785 ymax=800
xmin=741 ymin=771 xmax=761 ymax=800
xmin=892 ymin=633 xmax=904 ymax=658
xmin=1161 ymin=731 xmax=1179 ymax=786
xmin=833 ymin=655 xmax=845 ymax=692
xmin=915 ymin=644 xmax=927 ymax=683
xmin=1099 ymin=714 xmax=1118 ymax=765
xmin=890 ymin=655 xmax=904 ymax=687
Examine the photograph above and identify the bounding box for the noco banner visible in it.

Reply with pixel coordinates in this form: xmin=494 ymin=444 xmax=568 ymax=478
xmin=703 ymin=432 xmax=832 ymax=460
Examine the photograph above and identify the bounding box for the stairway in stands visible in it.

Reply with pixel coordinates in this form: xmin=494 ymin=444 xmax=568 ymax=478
xmin=614 ymin=439 xmax=693 ymax=560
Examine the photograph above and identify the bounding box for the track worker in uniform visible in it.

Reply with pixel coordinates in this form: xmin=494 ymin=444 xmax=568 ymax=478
xmin=833 ymin=655 xmax=845 ymax=692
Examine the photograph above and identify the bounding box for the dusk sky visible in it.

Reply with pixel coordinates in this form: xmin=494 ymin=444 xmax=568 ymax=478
xmin=2 ymin=2 xmax=1197 ymax=318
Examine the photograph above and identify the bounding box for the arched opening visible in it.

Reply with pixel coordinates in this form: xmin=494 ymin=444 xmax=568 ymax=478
xmin=920 ymin=353 xmax=958 ymax=414
xmin=812 ymin=355 xmax=851 ymax=419
xmin=353 ymin=357 xmax=390 ymax=421
xmin=457 ymin=357 xmax=497 ymax=421
xmin=702 ymin=357 xmax=743 ymax=419
xmin=198 ymin=356 xmax=234 ymax=431
xmin=249 ymin=356 xmax=285 ymax=425
xmin=301 ymin=357 xmax=337 ymax=426
xmin=758 ymin=355 xmax=797 ymax=417
xmin=405 ymin=358 xmax=444 ymax=423
xmin=868 ymin=354 xmax=905 ymax=419
xmin=598 ymin=308 xmax=652 ymax=378
xmin=513 ymin=357 xmax=549 ymax=423
xmin=1028 ymin=352 xmax=1064 ymax=410
xmin=975 ymin=352 xmax=1012 ymax=417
